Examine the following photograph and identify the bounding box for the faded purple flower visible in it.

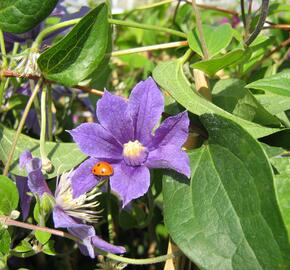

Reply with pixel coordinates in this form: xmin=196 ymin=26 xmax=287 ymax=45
xmin=69 ymin=77 xmax=191 ymax=206
xmin=19 ymin=151 xmax=125 ymax=258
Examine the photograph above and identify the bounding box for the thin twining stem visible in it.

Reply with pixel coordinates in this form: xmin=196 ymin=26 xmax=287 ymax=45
xmin=1 ymin=216 xmax=182 ymax=265
xmin=3 ymin=78 xmax=43 ymax=176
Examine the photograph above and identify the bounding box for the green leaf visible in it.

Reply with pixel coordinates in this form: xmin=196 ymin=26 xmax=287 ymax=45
xmin=35 ymin=231 xmax=51 ymax=245
xmin=38 ymin=4 xmax=110 ymax=86
xmin=163 ymin=114 xmax=290 ymax=270
xmin=0 ymin=124 xmax=86 ymax=178
xmin=152 ymin=59 xmax=283 ymax=138
xmin=212 ymin=79 xmax=281 ymax=126
xmin=0 ymin=0 xmax=58 ymax=33
xmin=191 ymin=49 xmax=246 ymax=77
xmin=0 ymin=175 xmax=19 ymax=215
xmin=246 ymin=70 xmax=290 ymax=97
xmin=275 ymin=174 xmax=290 ymax=241
xmin=13 ymin=240 xmax=33 ymax=253
xmin=255 ymin=94 xmax=290 ymax=115
xmin=2 ymin=95 xmax=29 ymax=112
xmin=187 ymin=24 xmax=233 ymax=58
xmin=42 ymin=240 xmax=56 ymax=256
xmin=0 ymin=229 xmax=10 ymax=255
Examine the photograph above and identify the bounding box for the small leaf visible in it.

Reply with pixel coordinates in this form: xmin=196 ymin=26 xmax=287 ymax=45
xmin=187 ymin=24 xmax=233 ymax=58
xmin=0 ymin=175 xmax=19 ymax=215
xmin=38 ymin=4 xmax=110 ymax=86
xmin=0 ymin=124 xmax=86 ymax=179
xmin=246 ymin=70 xmax=290 ymax=97
xmin=13 ymin=240 xmax=33 ymax=253
xmin=191 ymin=49 xmax=246 ymax=76
xmin=163 ymin=114 xmax=290 ymax=269
xmin=0 ymin=229 xmax=10 ymax=255
xmin=0 ymin=0 xmax=58 ymax=33
xmin=275 ymin=174 xmax=290 ymax=241
xmin=42 ymin=240 xmax=56 ymax=256
xmin=212 ymin=79 xmax=281 ymax=126
xmin=35 ymin=231 xmax=51 ymax=245
xmin=152 ymin=59 xmax=283 ymax=138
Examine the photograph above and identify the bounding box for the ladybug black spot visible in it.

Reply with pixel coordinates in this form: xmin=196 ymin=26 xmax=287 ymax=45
xmin=97 ymin=163 xmax=101 ymax=167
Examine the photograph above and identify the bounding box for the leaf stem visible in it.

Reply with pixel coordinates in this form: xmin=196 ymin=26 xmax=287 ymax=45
xmin=33 ymin=17 xmax=186 ymax=48
xmin=40 ymin=84 xmax=52 ymax=172
xmin=0 ymin=29 xmax=8 ymax=68
xmin=1 ymin=216 xmax=182 ymax=265
xmin=107 ymin=183 xmax=114 ymax=244
xmin=3 ymin=78 xmax=43 ymax=176
xmin=245 ymin=0 xmax=269 ymax=46
xmin=191 ymin=0 xmax=209 ymax=60
xmin=109 ymin=18 xmax=186 ymax=38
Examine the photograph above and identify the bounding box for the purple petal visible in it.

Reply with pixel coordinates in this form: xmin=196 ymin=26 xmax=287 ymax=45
xmin=68 ymin=123 xmax=123 ymax=159
xmin=19 ymin=150 xmax=32 ymax=169
xmin=97 ymin=91 xmax=134 ymax=144
xmin=25 ymin=157 xmax=52 ymax=197
xmin=146 ymin=145 xmax=191 ymax=178
xmin=15 ymin=176 xmax=31 ymax=220
xmin=150 ymin=111 xmax=189 ymax=150
xmin=71 ymin=157 xmax=100 ymax=198
xmin=128 ymin=77 xmax=164 ymax=146
xmin=92 ymin=235 xmax=126 ymax=254
xmin=110 ymin=162 xmax=150 ymax=207
xmin=53 ymin=206 xmax=76 ymax=228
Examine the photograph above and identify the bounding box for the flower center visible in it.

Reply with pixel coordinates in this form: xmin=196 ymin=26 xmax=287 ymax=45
xmin=123 ymin=140 xmax=148 ymax=166
xmin=55 ymin=171 xmax=101 ymax=223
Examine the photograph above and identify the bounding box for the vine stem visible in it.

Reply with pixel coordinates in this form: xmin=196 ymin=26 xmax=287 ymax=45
xmin=40 ymin=84 xmax=52 ymax=171
xmin=245 ymin=0 xmax=269 ymax=46
xmin=3 ymin=78 xmax=43 ymax=176
xmin=0 ymin=216 xmax=182 ymax=265
xmin=0 ymin=29 xmax=8 ymax=106
xmin=107 ymin=183 xmax=115 ymax=244
xmin=33 ymin=18 xmax=186 ymax=48
xmin=191 ymin=0 xmax=209 ymax=60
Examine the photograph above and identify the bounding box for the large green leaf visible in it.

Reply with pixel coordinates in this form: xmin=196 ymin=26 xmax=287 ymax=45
xmin=163 ymin=114 xmax=290 ymax=270
xmin=0 ymin=0 xmax=58 ymax=33
xmin=191 ymin=49 xmax=246 ymax=76
xmin=212 ymin=79 xmax=281 ymax=126
xmin=255 ymin=95 xmax=290 ymax=115
xmin=187 ymin=24 xmax=233 ymax=58
xmin=0 ymin=125 xmax=86 ymax=178
xmin=0 ymin=175 xmax=18 ymax=215
xmin=275 ymin=174 xmax=290 ymax=241
xmin=246 ymin=70 xmax=290 ymax=97
xmin=0 ymin=229 xmax=10 ymax=255
xmin=152 ymin=59 xmax=282 ymax=138
xmin=38 ymin=4 xmax=110 ymax=86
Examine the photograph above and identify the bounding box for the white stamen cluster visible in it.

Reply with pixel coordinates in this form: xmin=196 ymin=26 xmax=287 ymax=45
xmin=123 ymin=140 xmax=145 ymax=158
xmin=15 ymin=51 xmax=41 ymax=76
xmin=55 ymin=171 xmax=102 ymax=223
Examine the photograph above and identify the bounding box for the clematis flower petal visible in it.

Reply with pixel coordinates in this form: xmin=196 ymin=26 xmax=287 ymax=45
xmin=68 ymin=123 xmax=123 ymax=159
xmin=53 ymin=207 xmax=125 ymax=258
xmin=128 ymin=77 xmax=164 ymax=146
xmin=23 ymin=155 xmax=51 ymax=197
xmin=19 ymin=150 xmax=32 ymax=168
xmin=146 ymin=145 xmax=191 ymax=178
xmin=15 ymin=176 xmax=31 ymax=220
xmin=97 ymin=91 xmax=134 ymax=144
xmin=70 ymin=157 xmax=100 ymax=198
xmin=150 ymin=111 xmax=189 ymax=150
xmin=110 ymin=162 xmax=150 ymax=207
xmin=92 ymin=235 xmax=126 ymax=254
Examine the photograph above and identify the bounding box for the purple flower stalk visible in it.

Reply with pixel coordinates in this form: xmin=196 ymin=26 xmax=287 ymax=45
xmin=19 ymin=151 xmax=125 ymax=258
xmin=69 ymin=77 xmax=191 ymax=206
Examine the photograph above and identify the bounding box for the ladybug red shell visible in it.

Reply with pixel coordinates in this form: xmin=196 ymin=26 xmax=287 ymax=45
xmin=92 ymin=162 xmax=114 ymax=177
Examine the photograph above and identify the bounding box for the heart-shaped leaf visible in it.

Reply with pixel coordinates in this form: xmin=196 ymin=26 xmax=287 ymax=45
xmin=163 ymin=114 xmax=290 ymax=270
xmin=0 ymin=0 xmax=58 ymax=33
xmin=0 ymin=124 xmax=86 ymax=178
xmin=188 ymin=24 xmax=233 ymax=58
xmin=0 ymin=175 xmax=19 ymax=215
xmin=38 ymin=4 xmax=110 ymax=86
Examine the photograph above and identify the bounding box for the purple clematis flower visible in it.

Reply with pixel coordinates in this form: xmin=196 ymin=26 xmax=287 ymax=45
xmin=69 ymin=77 xmax=191 ymax=206
xmin=19 ymin=151 xmax=125 ymax=258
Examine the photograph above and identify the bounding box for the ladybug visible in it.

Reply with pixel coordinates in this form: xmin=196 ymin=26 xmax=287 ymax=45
xmin=92 ymin=161 xmax=114 ymax=177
